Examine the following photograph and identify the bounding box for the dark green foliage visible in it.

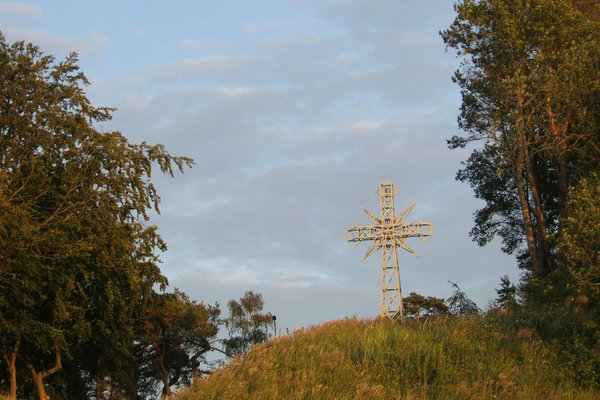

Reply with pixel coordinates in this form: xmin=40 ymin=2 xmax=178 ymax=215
xmin=455 ymin=145 xmax=524 ymax=254
xmin=403 ymin=292 xmax=449 ymax=320
xmin=551 ymin=172 xmax=600 ymax=386
xmin=560 ymin=173 xmax=600 ymax=294
xmin=495 ymin=275 xmax=517 ymax=310
xmin=137 ymin=289 xmax=220 ymax=397
xmin=496 ymin=288 xmax=600 ymax=389
xmin=447 ymin=281 xmax=480 ymax=316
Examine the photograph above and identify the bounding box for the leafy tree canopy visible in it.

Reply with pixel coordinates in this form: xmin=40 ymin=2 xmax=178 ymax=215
xmin=0 ymin=31 xmax=193 ymax=399
xmin=137 ymin=289 xmax=220 ymax=397
xmin=403 ymin=292 xmax=449 ymax=320
xmin=223 ymin=291 xmax=273 ymax=357
xmin=560 ymin=173 xmax=600 ymax=307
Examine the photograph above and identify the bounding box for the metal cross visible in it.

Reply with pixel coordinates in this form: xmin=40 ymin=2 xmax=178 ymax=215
xmin=344 ymin=180 xmax=436 ymax=319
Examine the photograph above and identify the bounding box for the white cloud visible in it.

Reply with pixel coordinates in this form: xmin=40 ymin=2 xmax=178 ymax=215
xmin=2 ymin=27 xmax=107 ymax=58
xmin=177 ymin=37 xmax=227 ymax=51
xmin=216 ymin=85 xmax=257 ymax=98
xmin=143 ymin=56 xmax=265 ymax=87
xmin=0 ymin=2 xmax=43 ymax=23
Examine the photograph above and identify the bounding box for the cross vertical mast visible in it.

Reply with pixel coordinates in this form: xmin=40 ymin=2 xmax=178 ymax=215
xmin=379 ymin=182 xmax=402 ymax=318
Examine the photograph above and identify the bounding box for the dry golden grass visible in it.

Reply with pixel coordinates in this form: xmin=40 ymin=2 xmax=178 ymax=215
xmin=175 ymin=317 xmax=597 ymax=400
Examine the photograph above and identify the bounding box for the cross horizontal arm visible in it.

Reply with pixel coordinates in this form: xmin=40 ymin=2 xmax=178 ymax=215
xmin=343 ymin=224 xmax=381 ymax=245
xmin=394 ymin=220 xmax=436 ymax=240
xmin=344 ymin=221 xmax=436 ymax=244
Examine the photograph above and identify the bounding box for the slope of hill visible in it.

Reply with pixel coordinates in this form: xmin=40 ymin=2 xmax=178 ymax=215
xmin=175 ymin=317 xmax=596 ymax=399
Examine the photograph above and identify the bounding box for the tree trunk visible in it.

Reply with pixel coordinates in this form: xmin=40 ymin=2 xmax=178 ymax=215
xmin=152 ymin=340 xmax=171 ymax=397
xmin=557 ymin=151 xmax=569 ymax=223
xmin=4 ymin=340 xmax=19 ymax=400
xmin=516 ymin=161 xmax=542 ymax=279
xmin=96 ymin=374 xmax=103 ymax=400
xmin=27 ymin=348 xmax=62 ymax=400
xmin=546 ymin=98 xmax=570 ymax=228
xmin=525 ymin=154 xmax=553 ymax=276
xmin=29 ymin=368 xmax=49 ymax=400
xmin=515 ymin=89 xmax=543 ymax=280
xmin=159 ymin=358 xmax=171 ymax=396
xmin=546 ymin=98 xmax=571 ymax=273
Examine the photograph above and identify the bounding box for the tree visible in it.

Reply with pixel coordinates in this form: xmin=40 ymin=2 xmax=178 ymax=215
xmin=441 ymin=0 xmax=600 ymax=287
xmin=222 ymin=291 xmax=273 ymax=357
xmin=447 ymin=281 xmax=480 ymax=316
xmin=495 ymin=275 xmax=517 ymax=310
xmin=137 ymin=289 xmax=220 ymax=397
xmin=0 ymin=32 xmax=193 ymax=399
xmin=403 ymin=292 xmax=449 ymax=320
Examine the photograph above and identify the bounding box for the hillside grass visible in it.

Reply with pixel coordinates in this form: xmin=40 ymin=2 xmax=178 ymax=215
xmin=176 ymin=316 xmax=597 ymax=399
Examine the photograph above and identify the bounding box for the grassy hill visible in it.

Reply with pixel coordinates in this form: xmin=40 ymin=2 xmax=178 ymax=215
xmin=175 ymin=317 xmax=597 ymax=399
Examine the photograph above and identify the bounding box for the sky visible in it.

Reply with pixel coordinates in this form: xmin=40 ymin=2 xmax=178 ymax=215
xmin=1 ymin=0 xmax=519 ymax=332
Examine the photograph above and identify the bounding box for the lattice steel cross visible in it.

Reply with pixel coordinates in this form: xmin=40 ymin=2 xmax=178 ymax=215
xmin=344 ymin=180 xmax=436 ymax=319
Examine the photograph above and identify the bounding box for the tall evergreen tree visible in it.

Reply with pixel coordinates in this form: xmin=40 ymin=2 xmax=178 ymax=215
xmin=495 ymin=275 xmax=517 ymax=310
